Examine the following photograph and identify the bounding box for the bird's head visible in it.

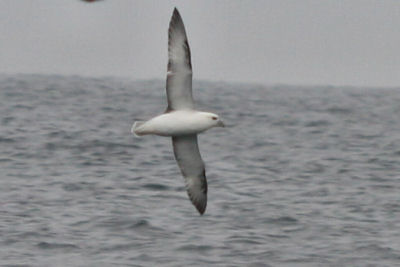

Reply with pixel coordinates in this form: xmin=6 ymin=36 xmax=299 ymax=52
xmin=202 ymin=112 xmax=225 ymax=128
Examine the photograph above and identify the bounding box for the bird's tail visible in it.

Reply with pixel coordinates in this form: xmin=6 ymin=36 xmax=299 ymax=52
xmin=131 ymin=121 xmax=146 ymax=137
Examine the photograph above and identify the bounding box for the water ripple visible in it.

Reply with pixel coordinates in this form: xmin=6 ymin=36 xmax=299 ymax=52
xmin=1 ymin=75 xmax=400 ymax=266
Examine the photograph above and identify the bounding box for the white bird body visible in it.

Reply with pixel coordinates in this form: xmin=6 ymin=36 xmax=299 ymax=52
xmin=132 ymin=110 xmax=222 ymax=137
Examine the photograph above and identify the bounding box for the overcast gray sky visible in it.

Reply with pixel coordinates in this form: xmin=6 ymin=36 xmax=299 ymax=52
xmin=0 ymin=0 xmax=399 ymax=87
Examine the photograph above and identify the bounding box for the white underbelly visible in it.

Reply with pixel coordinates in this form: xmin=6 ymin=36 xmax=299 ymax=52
xmin=144 ymin=111 xmax=210 ymax=136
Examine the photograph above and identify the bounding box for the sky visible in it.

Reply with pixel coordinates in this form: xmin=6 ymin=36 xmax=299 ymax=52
xmin=0 ymin=0 xmax=399 ymax=87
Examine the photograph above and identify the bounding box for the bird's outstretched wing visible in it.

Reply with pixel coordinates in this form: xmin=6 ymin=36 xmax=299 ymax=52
xmin=166 ymin=8 xmax=194 ymax=111
xmin=172 ymin=135 xmax=207 ymax=214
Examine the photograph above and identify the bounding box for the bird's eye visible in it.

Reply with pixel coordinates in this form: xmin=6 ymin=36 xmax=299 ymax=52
xmin=212 ymin=117 xmax=217 ymax=120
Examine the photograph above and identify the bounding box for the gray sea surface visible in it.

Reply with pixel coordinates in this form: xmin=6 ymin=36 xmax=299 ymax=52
xmin=1 ymin=74 xmax=400 ymax=266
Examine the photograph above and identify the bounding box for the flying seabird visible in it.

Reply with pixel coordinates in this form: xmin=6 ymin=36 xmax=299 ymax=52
xmin=131 ymin=8 xmax=224 ymax=215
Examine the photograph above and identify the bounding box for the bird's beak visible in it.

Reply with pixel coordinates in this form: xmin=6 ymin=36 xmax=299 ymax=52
xmin=217 ymin=120 xmax=225 ymax=127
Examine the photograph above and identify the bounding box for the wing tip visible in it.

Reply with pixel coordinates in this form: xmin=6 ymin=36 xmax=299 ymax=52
xmin=197 ymin=205 xmax=206 ymax=215
xmin=167 ymin=6 xmax=192 ymax=72
xmin=187 ymin=191 xmax=207 ymax=215
xmin=186 ymin=175 xmax=208 ymax=215
xmin=191 ymin=195 xmax=207 ymax=215
xmin=172 ymin=7 xmax=181 ymax=20
xmin=169 ymin=7 xmax=184 ymax=32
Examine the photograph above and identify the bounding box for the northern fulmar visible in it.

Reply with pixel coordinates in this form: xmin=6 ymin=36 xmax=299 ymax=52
xmin=132 ymin=8 xmax=224 ymax=215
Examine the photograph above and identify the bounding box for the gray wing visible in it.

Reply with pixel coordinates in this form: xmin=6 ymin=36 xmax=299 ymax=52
xmin=172 ymin=135 xmax=207 ymax=214
xmin=166 ymin=8 xmax=194 ymax=111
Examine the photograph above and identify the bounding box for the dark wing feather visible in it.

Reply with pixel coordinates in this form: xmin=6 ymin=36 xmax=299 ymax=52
xmin=172 ymin=135 xmax=207 ymax=215
xmin=166 ymin=8 xmax=194 ymax=111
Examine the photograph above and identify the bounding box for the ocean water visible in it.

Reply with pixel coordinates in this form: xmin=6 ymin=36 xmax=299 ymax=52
xmin=1 ymin=74 xmax=400 ymax=266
